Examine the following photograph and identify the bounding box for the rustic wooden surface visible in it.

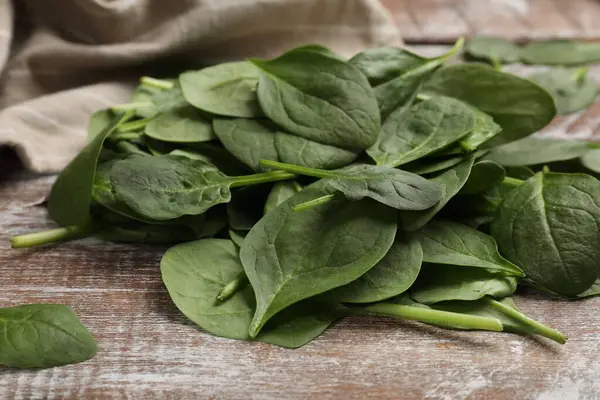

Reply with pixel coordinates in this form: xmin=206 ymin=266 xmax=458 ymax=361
xmin=385 ymin=0 xmax=600 ymax=43
xmin=5 ymin=0 xmax=600 ymax=398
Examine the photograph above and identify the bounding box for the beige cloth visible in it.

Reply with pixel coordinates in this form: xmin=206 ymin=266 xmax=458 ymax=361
xmin=0 ymin=0 xmax=401 ymax=173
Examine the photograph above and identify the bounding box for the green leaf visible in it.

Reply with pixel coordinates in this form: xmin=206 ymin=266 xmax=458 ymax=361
xmin=529 ymin=67 xmax=597 ymax=115
xmin=328 ymin=235 xmax=422 ymax=303
xmin=460 ymin=160 xmax=506 ymax=195
xmin=229 ymin=229 xmax=247 ymax=247
xmin=521 ymin=40 xmax=600 ymax=65
xmin=240 ymin=181 xmax=397 ymax=337
xmin=581 ymin=149 xmax=600 ymax=174
xmin=48 ymin=111 xmax=134 ymax=226
xmin=0 ymin=304 xmax=97 ymax=368
xmin=400 ymin=156 xmax=475 ymax=231
xmin=264 ymin=181 xmax=301 ymax=214
xmin=491 ymin=172 xmax=600 ymax=296
xmin=167 ymin=143 xmax=251 ymax=176
xmin=145 ymin=107 xmax=215 ymax=143
xmin=88 ymin=109 xmax=113 ymax=142
xmin=465 ymin=37 xmax=521 ymax=64
xmin=349 ymin=47 xmax=428 ymax=85
xmin=423 ymin=64 xmax=556 ymax=146
xmin=99 ymin=223 xmax=198 ymax=243
xmin=213 ymin=118 xmax=358 ymax=172
xmin=458 ymin=107 xmax=502 ymax=151
xmin=261 ymin=160 xmax=444 ymax=211
xmin=410 ymin=264 xmax=517 ymax=304
xmin=180 ymin=61 xmax=262 ymax=118
xmin=485 ymin=136 xmax=596 ymax=166
xmin=161 ymin=239 xmax=339 ymax=348
xmin=367 ymin=96 xmax=476 ymax=167
xmin=414 ymin=220 xmax=523 ymax=276
xmin=251 ymin=49 xmax=380 ymax=149
xmin=110 ymin=155 xmax=293 ymax=220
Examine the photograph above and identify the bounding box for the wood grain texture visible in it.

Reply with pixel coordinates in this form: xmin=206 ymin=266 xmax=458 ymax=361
xmin=385 ymin=0 xmax=600 ymax=43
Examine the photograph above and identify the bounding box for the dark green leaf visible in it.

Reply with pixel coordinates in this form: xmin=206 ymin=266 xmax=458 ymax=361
xmin=251 ymin=49 xmax=380 ymax=149
xmin=0 ymin=304 xmax=97 ymax=368
xmin=145 ymin=107 xmax=215 ymax=143
xmin=180 ymin=61 xmax=262 ymax=118
xmin=240 ymin=181 xmax=397 ymax=337
xmin=264 ymin=181 xmax=301 ymax=214
xmin=423 ymin=64 xmax=556 ymax=146
xmin=529 ymin=67 xmax=597 ymax=115
xmin=491 ymin=172 xmax=600 ymax=296
xmin=349 ymin=46 xmax=428 ymax=85
xmin=460 ymin=160 xmax=506 ymax=195
xmin=367 ymin=96 xmax=476 ymax=167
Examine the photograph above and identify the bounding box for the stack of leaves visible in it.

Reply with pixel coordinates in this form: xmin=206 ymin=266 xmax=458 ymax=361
xmin=10 ymin=37 xmax=600 ymax=368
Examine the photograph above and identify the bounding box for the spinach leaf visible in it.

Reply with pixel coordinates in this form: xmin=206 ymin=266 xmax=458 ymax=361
xmin=529 ymin=67 xmax=597 ymax=115
xmin=432 ymin=297 xmax=566 ymax=344
xmin=410 ymin=264 xmax=517 ymax=304
xmin=458 ymin=107 xmax=502 ymax=151
xmin=227 ymin=186 xmax=270 ymax=231
xmin=48 ymin=111 xmax=134 ymax=226
xmin=460 ymin=160 xmax=506 ymax=195
xmin=251 ymin=49 xmax=380 ymax=149
xmin=161 ymin=239 xmax=339 ymax=348
xmin=414 ymin=220 xmax=523 ymax=276
xmin=581 ymin=149 xmax=600 ymax=174
xmin=168 ymin=143 xmax=251 ymax=176
xmin=110 ymin=155 xmax=294 ymax=220
xmin=100 ymin=223 xmax=198 ymax=243
xmin=229 ymin=229 xmax=247 ymax=247
xmin=145 ymin=107 xmax=215 ymax=143
xmin=349 ymin=47 xmax=428 ymax=86
xmin=264 ymin=181 xmax=301 ymax=214
xmin=88 ymin=109 xmax=113 ymax=141
xmin=0 ymin=304 xmax=97 ymax=368
xmin=240 ymin=181 xmax=397 ymax=337
xmin=423 ymin=64 xmax=556 ymax=146
xmin=213 ymin=118 xmax=358 ymax=172
xmin=491 ymin=172 xmax=600 ymax=296
xmin=577 ymin=280 xmax=600 ymax=298
xmin=400 ymin=156 xmax=475 ymax=231
xmin=521 ymin=40 xmax=600 ymax=65
xmin=328 ymin=235 xmax=422 ymax=303
xmin=261 ymin=160 xmax=443 ymax=211
xmin=179 ymin=61 xmax=262 ymax=118
xmin=485 ymin=136 xmax=597 ymax=166
xmin=465 ymin=37 xmax=521 ymax=64
xmin=367 ymin=96 xmax=476 ymax=167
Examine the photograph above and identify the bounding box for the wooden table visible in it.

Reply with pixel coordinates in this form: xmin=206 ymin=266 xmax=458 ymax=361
xmin=4 ymin=1 xmax=600 ymax=398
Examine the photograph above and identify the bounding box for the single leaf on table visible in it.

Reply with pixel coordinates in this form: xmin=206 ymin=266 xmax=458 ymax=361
xmin=328 ymin=235 xmax=422 ymax=303
xmin=180 ymin=61 xmax=262 ymax=118
xmin=529 ymin=67 xmax=597 ymax=115
xmin=431 ymin=297 xmax=566 ymax=344
xmin=160 ymin=239 xmax=340 ymax=348
xmin=240 ymin=181 xmax=397 ymax=337
xmin=145 ymin=106 xmax=215 ymax=143
xmin=410 ymin=264 xmax=518 ymax=304
xmin=460 ymin=160 xmax=506 ymax=195
xmin=251 ymin=49 xmax=380 ymax=149
xmin=264 ymin=181 xmax=301 ymax=214
xmin=213 ymin=118 xmax=358 ymax=171
xmin=423 ymin=64 xmax=557 ymax=146
xmin=521 ymin=40 xmax=600 ymax=65
xmin=367 ymin=96 xmax=476 ymax=167
xmin=400 ymin=156 xmax=475 ymax=231
xmin=491 ymin=172 xmax=600 ymax=296
xmin=110 ymin=155 xmax=293 ymax=220
xmin=484 ymin=136 xmax=597 ymax=166
xmin=0 ymin=304 xmax=97 ymax=368
xmin=261 ymin=160 xmax=444 ymax=211
xmin=414 ymin=220 xmax=523 ymax=276
xmin=227 ymin=186 xmax=270 ymax=231
xmin=48 ymin=111 xmax=134 ymax=226
xmin=465 ymin=36 xmax=521 ymax=64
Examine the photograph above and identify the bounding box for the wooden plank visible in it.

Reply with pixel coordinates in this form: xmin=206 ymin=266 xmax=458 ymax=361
xmin=384 ymin=0 xmax=600 ymax=43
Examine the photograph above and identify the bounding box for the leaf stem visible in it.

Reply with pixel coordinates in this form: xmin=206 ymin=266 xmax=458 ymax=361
xmin=481 ymin=297 xmax=566 ymax=344
xmin=292 ymin=194 xmax=336 ymax=212
xmin=116 ymin=117 xmax=153 ymax=133
xmin=230 ymin=171 xmax=296 ymax=188
xmin=10 ymin=223 xmax=96 ymax=248
xmin=502 ymin=176 xmax=524 ymax=188
xmin=351 ymin=302 xmax=503 ymax=332
xmin=140 ymin=76 xmax=174 ymax=90
xmin=259 ymin=159 xmax=334 ymax=179
xmin=111 ymin=102 xmax=153 ymax=113
xmin=491 ymin=57 xmax=503 ymax=71
xmin=216 ymin=272 xmax=249 ymax=302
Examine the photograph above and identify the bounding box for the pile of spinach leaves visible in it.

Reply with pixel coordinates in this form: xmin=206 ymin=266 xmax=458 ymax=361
xmin=14 ymin=37 xmax=600 ymax=368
